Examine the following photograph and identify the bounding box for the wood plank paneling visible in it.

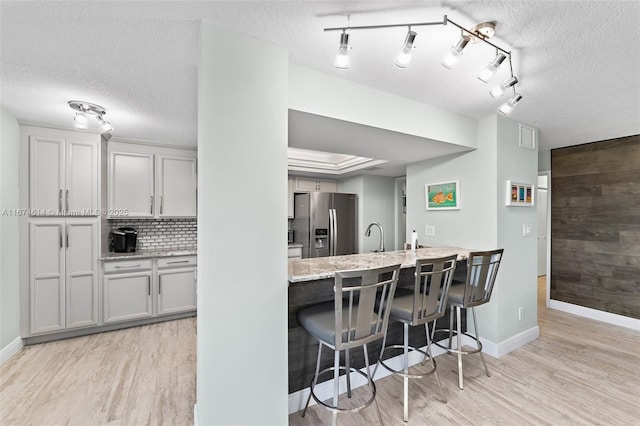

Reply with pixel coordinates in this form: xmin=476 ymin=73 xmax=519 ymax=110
xmin=551 ymin=134 xmax=640 ymax=319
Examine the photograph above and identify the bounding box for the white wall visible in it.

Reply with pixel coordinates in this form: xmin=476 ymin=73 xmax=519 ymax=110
xmin=197 ymin=23 xmax=288 ymax=425
xmin=361 ymin=175 xmax=396 ymax=253
xmin=0 ymin=108 xmax=22 ymax=359
xmin=538 ymin=148 xmax=551 ymax=171
xmin=406 ymin=115 xmax=538 ymax=354
xmin=289 ymin=65 xmax=477 ymax=149
xmin=338 ymin=175 xmax=396 ymax=253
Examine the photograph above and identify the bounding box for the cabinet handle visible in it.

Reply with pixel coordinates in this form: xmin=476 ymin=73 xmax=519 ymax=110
xmin=59 ymin=226 xmax=63 ymax=248
xmin=158 ymin=276 xmax=162 ymax=294
xmin=66 ymin=225 xmax=69 ymax=248
xmin=160 ymin=196 xmax=163 ymax=215
xmin=150 ymin=195 xmax=154 ymax=214
xmin=65 ymin=189 xmax=69 ymax=212
xmin=167 ymin=260 xmax=189 ymax=264
xmin=148 ymin=276 xmax=151 ymax=295
xmin=114 ymin=264 xmax=141 ymax=269
xmin=59 ymin=189 xmax=62 ymax=212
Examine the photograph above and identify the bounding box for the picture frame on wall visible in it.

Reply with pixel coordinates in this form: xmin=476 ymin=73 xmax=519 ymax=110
xmin=426 ymin=180 xmax=460 ymax=210
xmin=506 ymin=180 xmax=535 ymax=206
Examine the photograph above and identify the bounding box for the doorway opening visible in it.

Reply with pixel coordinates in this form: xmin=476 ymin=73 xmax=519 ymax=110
xmin=537 ymin=171 xmax=550 ymax=308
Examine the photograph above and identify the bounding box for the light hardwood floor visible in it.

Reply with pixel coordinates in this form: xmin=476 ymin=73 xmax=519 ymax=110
xmin=1 ymin=278 xmax=639 ymax=425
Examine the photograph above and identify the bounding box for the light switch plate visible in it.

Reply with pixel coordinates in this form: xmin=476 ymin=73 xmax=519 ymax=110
xmin=425 ymin=225 xmax=436 ymax=237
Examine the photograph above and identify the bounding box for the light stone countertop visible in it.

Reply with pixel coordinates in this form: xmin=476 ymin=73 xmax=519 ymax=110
xmin=288 ymin=243 xmax=303 ymax=248
xmin=101 ymin=249 xmax=197 ymax=261
xmin=288 ymin=247 xmax=472 ymax=283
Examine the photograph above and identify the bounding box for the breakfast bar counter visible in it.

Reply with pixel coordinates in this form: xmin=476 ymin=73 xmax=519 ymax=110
xmin=288 ymin=247 xmax=471 ymax=283
xmin=287 ymin=247 xmax=472 ymax=394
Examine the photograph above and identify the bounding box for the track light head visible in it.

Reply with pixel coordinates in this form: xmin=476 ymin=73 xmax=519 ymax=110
xmin=490 ymin=76 xmax=518 ymax=99
xmin=96 ymin=115 xmax=113 ymax=133
xmin=498 ymin=94 xmax=523 ymax=115
xmin=394 ymin=30 xmax=417 ymax=68
xmin=334 ymin=31 xmax=351 ymax=69
xmin=74 ymin=112 xmax=88 ymax=130
xmin=478 ymin=52 xmax=507 ymax=83
xmin=441 ymin=35 xmax=470 ymax=69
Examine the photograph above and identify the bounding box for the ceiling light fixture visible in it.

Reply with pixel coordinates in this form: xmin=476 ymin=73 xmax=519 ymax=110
xmin=334 ymin=31 xmax=351 ymax=69
xmin=324 ymin=15 xmax=522 ymax=115
xmin=478 ymin=51 xmax=507 ymax=83
xmin=394 ymin=29 xmax=417 ymax=68
xmin=68 ymin=100 xmax=113 ymax=134
xmin=498 ymin=94 xmax=523 ymax=116
xmin=489 ymin=76 xmax=519 ymax=99
xmin=441 ymin=34 xmax=470 ymax=69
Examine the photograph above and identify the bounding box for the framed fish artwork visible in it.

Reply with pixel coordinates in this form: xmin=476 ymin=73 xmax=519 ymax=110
xmin=426 ymin=180 xmax=460 ymax=210
xmin=505 ymin=180 xmax=535 ymax=206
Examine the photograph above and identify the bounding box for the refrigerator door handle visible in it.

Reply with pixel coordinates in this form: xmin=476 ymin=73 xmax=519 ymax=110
xmin=331 ymin=208 xmax=338 ymax=256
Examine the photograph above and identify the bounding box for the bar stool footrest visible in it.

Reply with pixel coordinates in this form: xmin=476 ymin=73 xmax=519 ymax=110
xmin=432 ymin=328 xmax=483 ymax=355
xmin=308 ymin=365 xmax=377 ymax=414
xmin=379 ymin=344 xmax=437 ymax=380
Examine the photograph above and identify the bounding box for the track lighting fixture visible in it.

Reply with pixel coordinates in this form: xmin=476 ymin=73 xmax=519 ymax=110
xmin=441 ymin=35 xmax=470 ymax=69
xmin=498 ymin=94 xmax=523 ymax=115
xmin=324 ymin=14 xmax=523 ymax=116
xmin=334 ymin=31 xmax=351 ymax=69
xmin=478 ymin=52 xmax=507 ymax=83
xmin=394 ymin=29 xmax=417 ymax=68
xmin=68 ymin=100 xmax=113 ymax=134
xmin=490 ymin=76 xmax=518 ymax=99
xmin=74 ymin=112 xmax=88 ymax=130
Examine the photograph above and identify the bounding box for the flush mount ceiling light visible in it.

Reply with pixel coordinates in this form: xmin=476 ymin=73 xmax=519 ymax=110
xmin=68 ymin=100 xmax=113 ymax=134
xmin=325 ymin=14 xmax=523 ymax=115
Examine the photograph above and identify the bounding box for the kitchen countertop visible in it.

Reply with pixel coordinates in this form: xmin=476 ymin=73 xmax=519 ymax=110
xmin=288 ymin=243 xmax=303 ymax=248
xmin=101 ymin=249 xmax=197 ymax=261
xmin=288 ymin=247 xmax=471 ymax=283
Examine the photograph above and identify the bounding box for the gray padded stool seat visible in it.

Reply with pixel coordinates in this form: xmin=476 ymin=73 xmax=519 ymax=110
xmin=298 ymin=263 xmax=401 ymax=426
xmin=434 ymin=249 xmax=504 ymax=390
xmin=378 ymin=255 xmax=457 ymax=422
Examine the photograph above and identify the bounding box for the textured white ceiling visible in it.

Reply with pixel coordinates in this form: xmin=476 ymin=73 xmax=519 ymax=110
xmin=1 ymin=1 xmax=639 ymax=156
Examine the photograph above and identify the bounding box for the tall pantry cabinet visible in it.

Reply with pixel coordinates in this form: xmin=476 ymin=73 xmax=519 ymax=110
xmin=20 ymin=126 xmax=101 ymax=336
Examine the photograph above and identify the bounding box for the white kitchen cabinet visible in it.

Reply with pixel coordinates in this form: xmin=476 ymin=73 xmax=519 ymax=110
xmin=28 ymin=129 xmax=99 ymax=216
xmin=103 ymin=270 xmax=153 ymax=323
xmin=288 ymin=178 xmax=294 ymax=218
xmin=294 ymin=177 xmax=337 ymax=193
xmin=108 ymin=142 xmax=197 ymax=218
xmin=157 ymin=268 xmax=197 ymax=315
xmin=157 ymin=156 xmax=197 ymax=217
xmin=29 ymin=219 xmax=98 ymax=334
xmin=109 ymin=151 xmax=155 ymax=217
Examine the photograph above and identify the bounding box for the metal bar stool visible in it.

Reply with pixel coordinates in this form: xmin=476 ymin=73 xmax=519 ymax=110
xmin=378 ymin=254 xmax=457 ymax=422
xmin=298 ymin=263 xmax=401 ymax=425
xmin=433 ymin=249 xmax=504 ymax=390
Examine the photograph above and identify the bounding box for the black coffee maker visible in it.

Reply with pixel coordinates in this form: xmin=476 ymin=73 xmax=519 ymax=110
xmin=111 ymin=227 xmax=138 ymax=253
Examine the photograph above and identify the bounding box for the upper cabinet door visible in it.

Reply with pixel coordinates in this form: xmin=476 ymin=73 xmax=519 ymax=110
xmin=318 ymin=180 xmax=337 ymax=193
xmin=30 ymin=136 xmax=65 ymax=215
xmin=66 ymin=139 xmax=99 ymax=214
xmin=157 ymin=156 xmax=197 ymax=217
xmin=109 ymin=151 xmax=155 ymax=218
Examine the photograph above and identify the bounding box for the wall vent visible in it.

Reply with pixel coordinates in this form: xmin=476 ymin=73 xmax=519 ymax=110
xmin=519 ymin=124 xmax=536 ymax=150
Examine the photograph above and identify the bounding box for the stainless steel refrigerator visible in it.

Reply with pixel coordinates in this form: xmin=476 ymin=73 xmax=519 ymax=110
xmin=292 ymin=192 xmax=357 ymax=258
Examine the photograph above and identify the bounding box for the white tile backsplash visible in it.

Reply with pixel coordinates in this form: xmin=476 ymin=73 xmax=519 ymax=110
xmin=109 ymin=218 xmax=197 ymax=251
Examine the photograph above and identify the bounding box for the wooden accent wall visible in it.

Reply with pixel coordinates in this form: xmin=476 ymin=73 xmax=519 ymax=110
xmin=551 ymin=135 xmax=640 ymax=319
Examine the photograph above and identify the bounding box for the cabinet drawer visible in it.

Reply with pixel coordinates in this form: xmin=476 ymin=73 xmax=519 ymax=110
xmin=103 ymin=259 xmax=153 ymax=273
xmin=288 ymin=247 xmax=302 ymax=259
xmin=157 ymin=255 xmax=197 ymax=269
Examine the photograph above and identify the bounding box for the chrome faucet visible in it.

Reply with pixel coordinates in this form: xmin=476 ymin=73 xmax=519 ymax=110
xmin=365 ymin=222 xmax=385 ymax=253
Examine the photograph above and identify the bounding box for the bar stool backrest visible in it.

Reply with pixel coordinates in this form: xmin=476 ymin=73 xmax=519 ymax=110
xmin=463 ymin=249 xmax=504 ymax=308
xmin=334 ymin=264 xmax=401 ymax=351
xmin=412 ymin=254 xmax=458 ymax=325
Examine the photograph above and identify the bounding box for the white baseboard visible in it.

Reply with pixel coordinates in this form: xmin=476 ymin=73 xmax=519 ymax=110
xmin=0 ymin=336 xmax=23 ymax=365
xmin=479 ymin=326 xmax=540 ymax=359
xmin=193 ymin=403 xmax=198 ymax=426
xmin=549 ymin=299 xmax=640 ymax=331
